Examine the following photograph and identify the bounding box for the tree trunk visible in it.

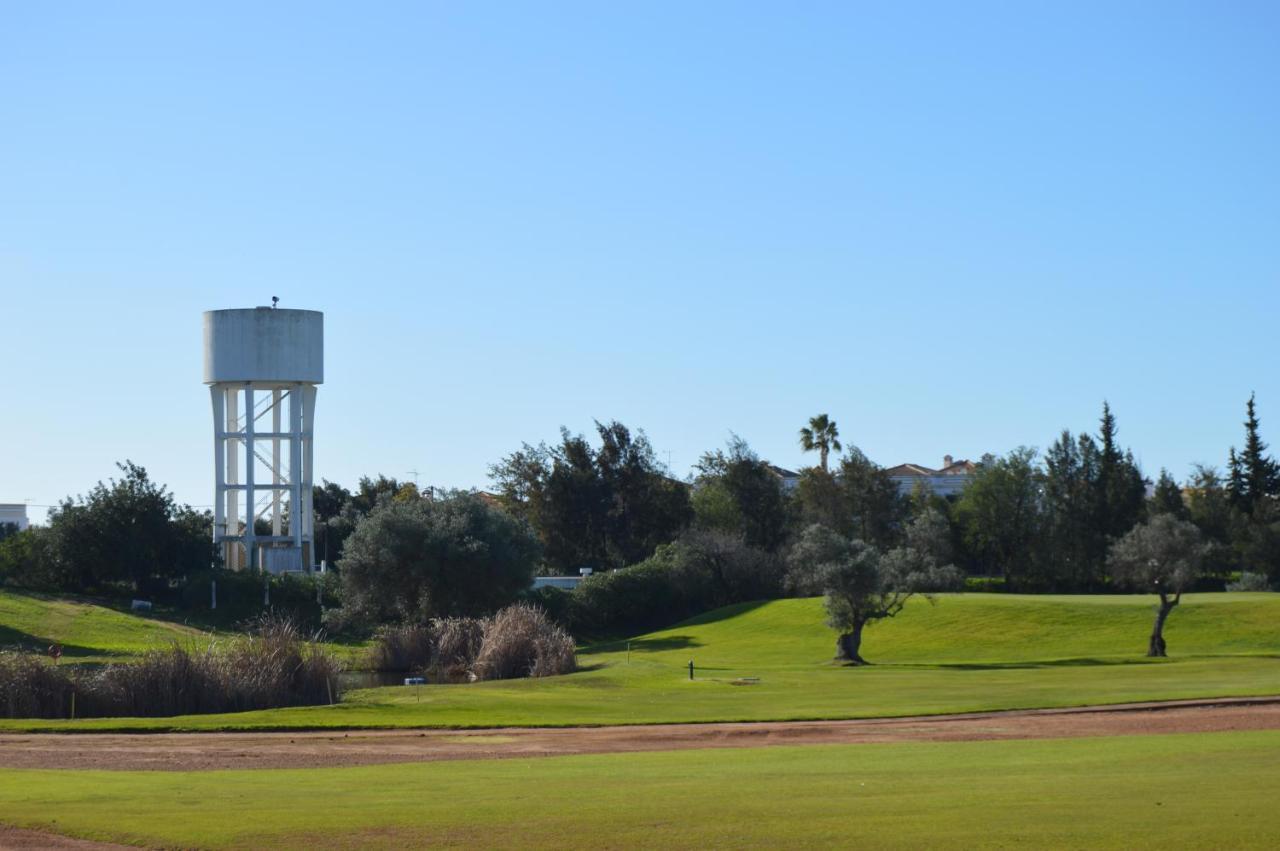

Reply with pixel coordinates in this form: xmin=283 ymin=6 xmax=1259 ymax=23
xmin=1147 ymin=596 xmax=1177 ymax=657
xmin=835 ymin=622 xmax=867 ymax=665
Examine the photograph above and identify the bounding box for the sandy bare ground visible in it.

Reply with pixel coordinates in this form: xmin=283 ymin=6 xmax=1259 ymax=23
xmin=0 ymin=825 xmax=134 ymax=850
xmin=1 ymin=696 xmax=1278 ymax=773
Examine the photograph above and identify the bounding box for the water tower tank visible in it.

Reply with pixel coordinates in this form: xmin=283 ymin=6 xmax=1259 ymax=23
xmin=203 ymin=307 xmax=323 ymax=573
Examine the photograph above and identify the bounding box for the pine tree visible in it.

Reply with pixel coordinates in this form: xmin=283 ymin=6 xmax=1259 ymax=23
xmin=1149 ymin=469 xmax=1189 ymax=520
xmin=1099 ymin=401 xmax=1120 ymax=469
xmin=1227 ymin=447 xmax=1247 ymax=509
xmin=1043 ymin=430 xmax=1103 ymax=590
xmin=1237 ymin=393 xmax=1280 ymax=510
xmin=1095 ymin=401 xmax=1147 ymax=544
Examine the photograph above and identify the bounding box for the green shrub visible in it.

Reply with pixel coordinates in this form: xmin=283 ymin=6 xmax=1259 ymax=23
xmin=179 ymin=569 xmax=339 ymax=630
xmin=1227 ymin=571 xmax=1272 ymax=592
xmin=569 ymin=531 xmax=783 ymax=636
xmin=524 ymin=585 xmax=574 ymax=625
xmin=335 ymin=493 xmax=539 ymax=628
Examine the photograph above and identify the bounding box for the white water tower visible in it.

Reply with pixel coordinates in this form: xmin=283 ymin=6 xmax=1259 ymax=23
xmin=203 ymin=306 xmax=323 ymax=573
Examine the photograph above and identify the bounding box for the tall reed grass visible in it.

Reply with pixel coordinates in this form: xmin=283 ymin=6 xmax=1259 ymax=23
xmin=367 ymin=603 xmax=575 ymax=682
xmin=0 ymin=614 xmax=342 ymax=719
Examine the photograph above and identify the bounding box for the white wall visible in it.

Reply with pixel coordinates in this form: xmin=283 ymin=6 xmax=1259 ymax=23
xmin=0 ymin=504 xmax=30 ymax=531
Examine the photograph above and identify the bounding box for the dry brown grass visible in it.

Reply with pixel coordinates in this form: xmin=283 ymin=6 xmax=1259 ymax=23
xmin=475 ymin=603 xmax=576 ymax=681
xmin=0 ymin=614 xmax=342 ymax=719
xmin=367 ymin=604 xmax=575 ymax=682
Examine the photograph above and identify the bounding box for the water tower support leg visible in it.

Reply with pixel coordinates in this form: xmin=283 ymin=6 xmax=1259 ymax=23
xmin=226 ymin=387 xmax=240 ymax=571
xmin=291 ymin=383 xmax=304 ymax=551
xmin=245 ymin=384 xmax=256 ymax=572
xmin=272 ymin=388 xmax=282 ymax=537
xmin=211 ymin=386 xmax=225 ymax=560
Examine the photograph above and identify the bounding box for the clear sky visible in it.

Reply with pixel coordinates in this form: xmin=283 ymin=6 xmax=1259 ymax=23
xmin=3 ymin=2 xmax=1278 ymax=522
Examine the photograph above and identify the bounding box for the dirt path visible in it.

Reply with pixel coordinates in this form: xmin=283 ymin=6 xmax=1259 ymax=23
xmin=0 ymin=825 xmax=133 ymax=850
xmin=2 ymin=696 xmax=1278 ymax=773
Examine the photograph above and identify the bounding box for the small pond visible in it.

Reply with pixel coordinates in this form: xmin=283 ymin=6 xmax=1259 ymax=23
xmin=338 ymin=670 xmax=421 ymax=690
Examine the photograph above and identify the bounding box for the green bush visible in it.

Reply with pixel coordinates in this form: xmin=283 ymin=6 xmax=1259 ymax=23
xmin=569 ymin=531 xmax=784 ymax=636
xmin=178 ymin=569 xmax=340 ymax=630
xmin=1227 ymin=571 xmax=1272 ymax=592
xmin=524 ymin=585 xmax=575 ymax=626
xmin=334 ymin=492 xmax=539 ymax=628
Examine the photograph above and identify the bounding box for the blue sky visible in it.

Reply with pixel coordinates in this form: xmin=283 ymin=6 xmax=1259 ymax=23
xmin=2 ymin=2 xmax=1278 ymax=521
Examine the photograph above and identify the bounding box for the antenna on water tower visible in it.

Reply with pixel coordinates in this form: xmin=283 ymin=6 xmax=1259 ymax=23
xmin=203 ymin=306 xmax=324 ymax=575
xmin=271 ymin=296 xmax=279 ymax=309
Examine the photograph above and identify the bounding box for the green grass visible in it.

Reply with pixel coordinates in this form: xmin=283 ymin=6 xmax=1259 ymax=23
xmin=0 ymin=589 xmax=209 ymax=663
xmin=3 ymin=592 xmax=1277 ymax=731
xmin=2 ymin=731 xmax=1279 ymax=848
xmin=0 ymin=588 xmax=372 ymax=668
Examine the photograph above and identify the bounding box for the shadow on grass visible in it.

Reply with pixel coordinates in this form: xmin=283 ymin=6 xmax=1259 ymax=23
xmin=675 ymin=600 xmax=771 ymax=628
xmin=0 ymin=625 xmax=131 ymax=660
xmin=893 ymin=657 xmax=1163 ymax=671
xmin=584 ymin=634 xmax=705 ymax=655
xmin=626 ymin=635 xmax=703 ymax=653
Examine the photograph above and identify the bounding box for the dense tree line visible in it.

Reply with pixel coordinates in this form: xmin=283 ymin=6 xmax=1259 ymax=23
xmin=493 ymin=397 xmax=1279 ymax=636
xmin=4 ymin=396 xmax=1275 ymax=645
xmin=0 ymin=462 xmax=212 ymax=595
xmin=489 ymin=421 xmax=692 ymax=573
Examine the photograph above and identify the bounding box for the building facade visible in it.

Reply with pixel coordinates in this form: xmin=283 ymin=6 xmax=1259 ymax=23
xmin=884 ymin=455 xmax=979 ymax=498
xmin=0 ymin=504 xmax=29 ymax=532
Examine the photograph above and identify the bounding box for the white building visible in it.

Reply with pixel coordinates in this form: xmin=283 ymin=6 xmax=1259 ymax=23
xmin=766 ymin=464 xmax=802 ymax=493
xmin=0 ymin=504 xmax=30 ymax=532
xmin=884 ymin=455 xmax=979 ymax=498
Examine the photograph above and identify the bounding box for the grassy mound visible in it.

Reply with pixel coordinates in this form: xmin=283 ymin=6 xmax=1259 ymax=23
xmin=616 ymin=592 xmax=1280 ymax=668
xmin=0 ymin=590 xmax=207 ymax=663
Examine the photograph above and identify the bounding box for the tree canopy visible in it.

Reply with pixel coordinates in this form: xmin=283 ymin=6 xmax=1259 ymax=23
xmin=1107 ymin=514 xmax=1207 ymax=657
xmin=799 ymin=414 xmax=842 ymax=472
xmin=692 ymin=435 xmax=789 ymax=551
xmin=490 ymin=421 xmax=692 ymax=572
xmin=39 ymin=461 xmax=212 ymax=594
xmin=335 ymin=491 xmax=539 ymax=627
xmin=786 ymin=524 xmax=961 ymax=664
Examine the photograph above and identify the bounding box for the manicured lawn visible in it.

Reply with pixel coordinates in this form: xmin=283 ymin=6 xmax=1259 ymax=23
xmin=0 ymin=589 xmax=208 ymax=663
xmin=2 ymin=731 xmax=1278 ymax=848
xmin=3 ymin=592 xmax=1277 ymax=732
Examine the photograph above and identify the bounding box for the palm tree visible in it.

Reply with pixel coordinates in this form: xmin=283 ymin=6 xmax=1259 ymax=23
xmin=799 ymin=414 xmax=842 ymax=472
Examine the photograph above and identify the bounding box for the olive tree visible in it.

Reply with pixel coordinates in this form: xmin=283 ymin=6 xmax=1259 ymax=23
xmin=336 ymin=491 xmax=539 ymax=628
xmin=1107 ymin=514 xmax=1207 ymax=657
xmin=787 ymin=524 xmax=961 ymax=664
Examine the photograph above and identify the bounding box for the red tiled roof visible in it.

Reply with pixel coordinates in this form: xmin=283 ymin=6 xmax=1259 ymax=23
xmin=884 ymin=463 xmax=937 ymax=477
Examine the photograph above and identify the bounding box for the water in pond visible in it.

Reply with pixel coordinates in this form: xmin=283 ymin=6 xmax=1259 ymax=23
xmin=338 ymin=670 xmax=420 ymax=690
